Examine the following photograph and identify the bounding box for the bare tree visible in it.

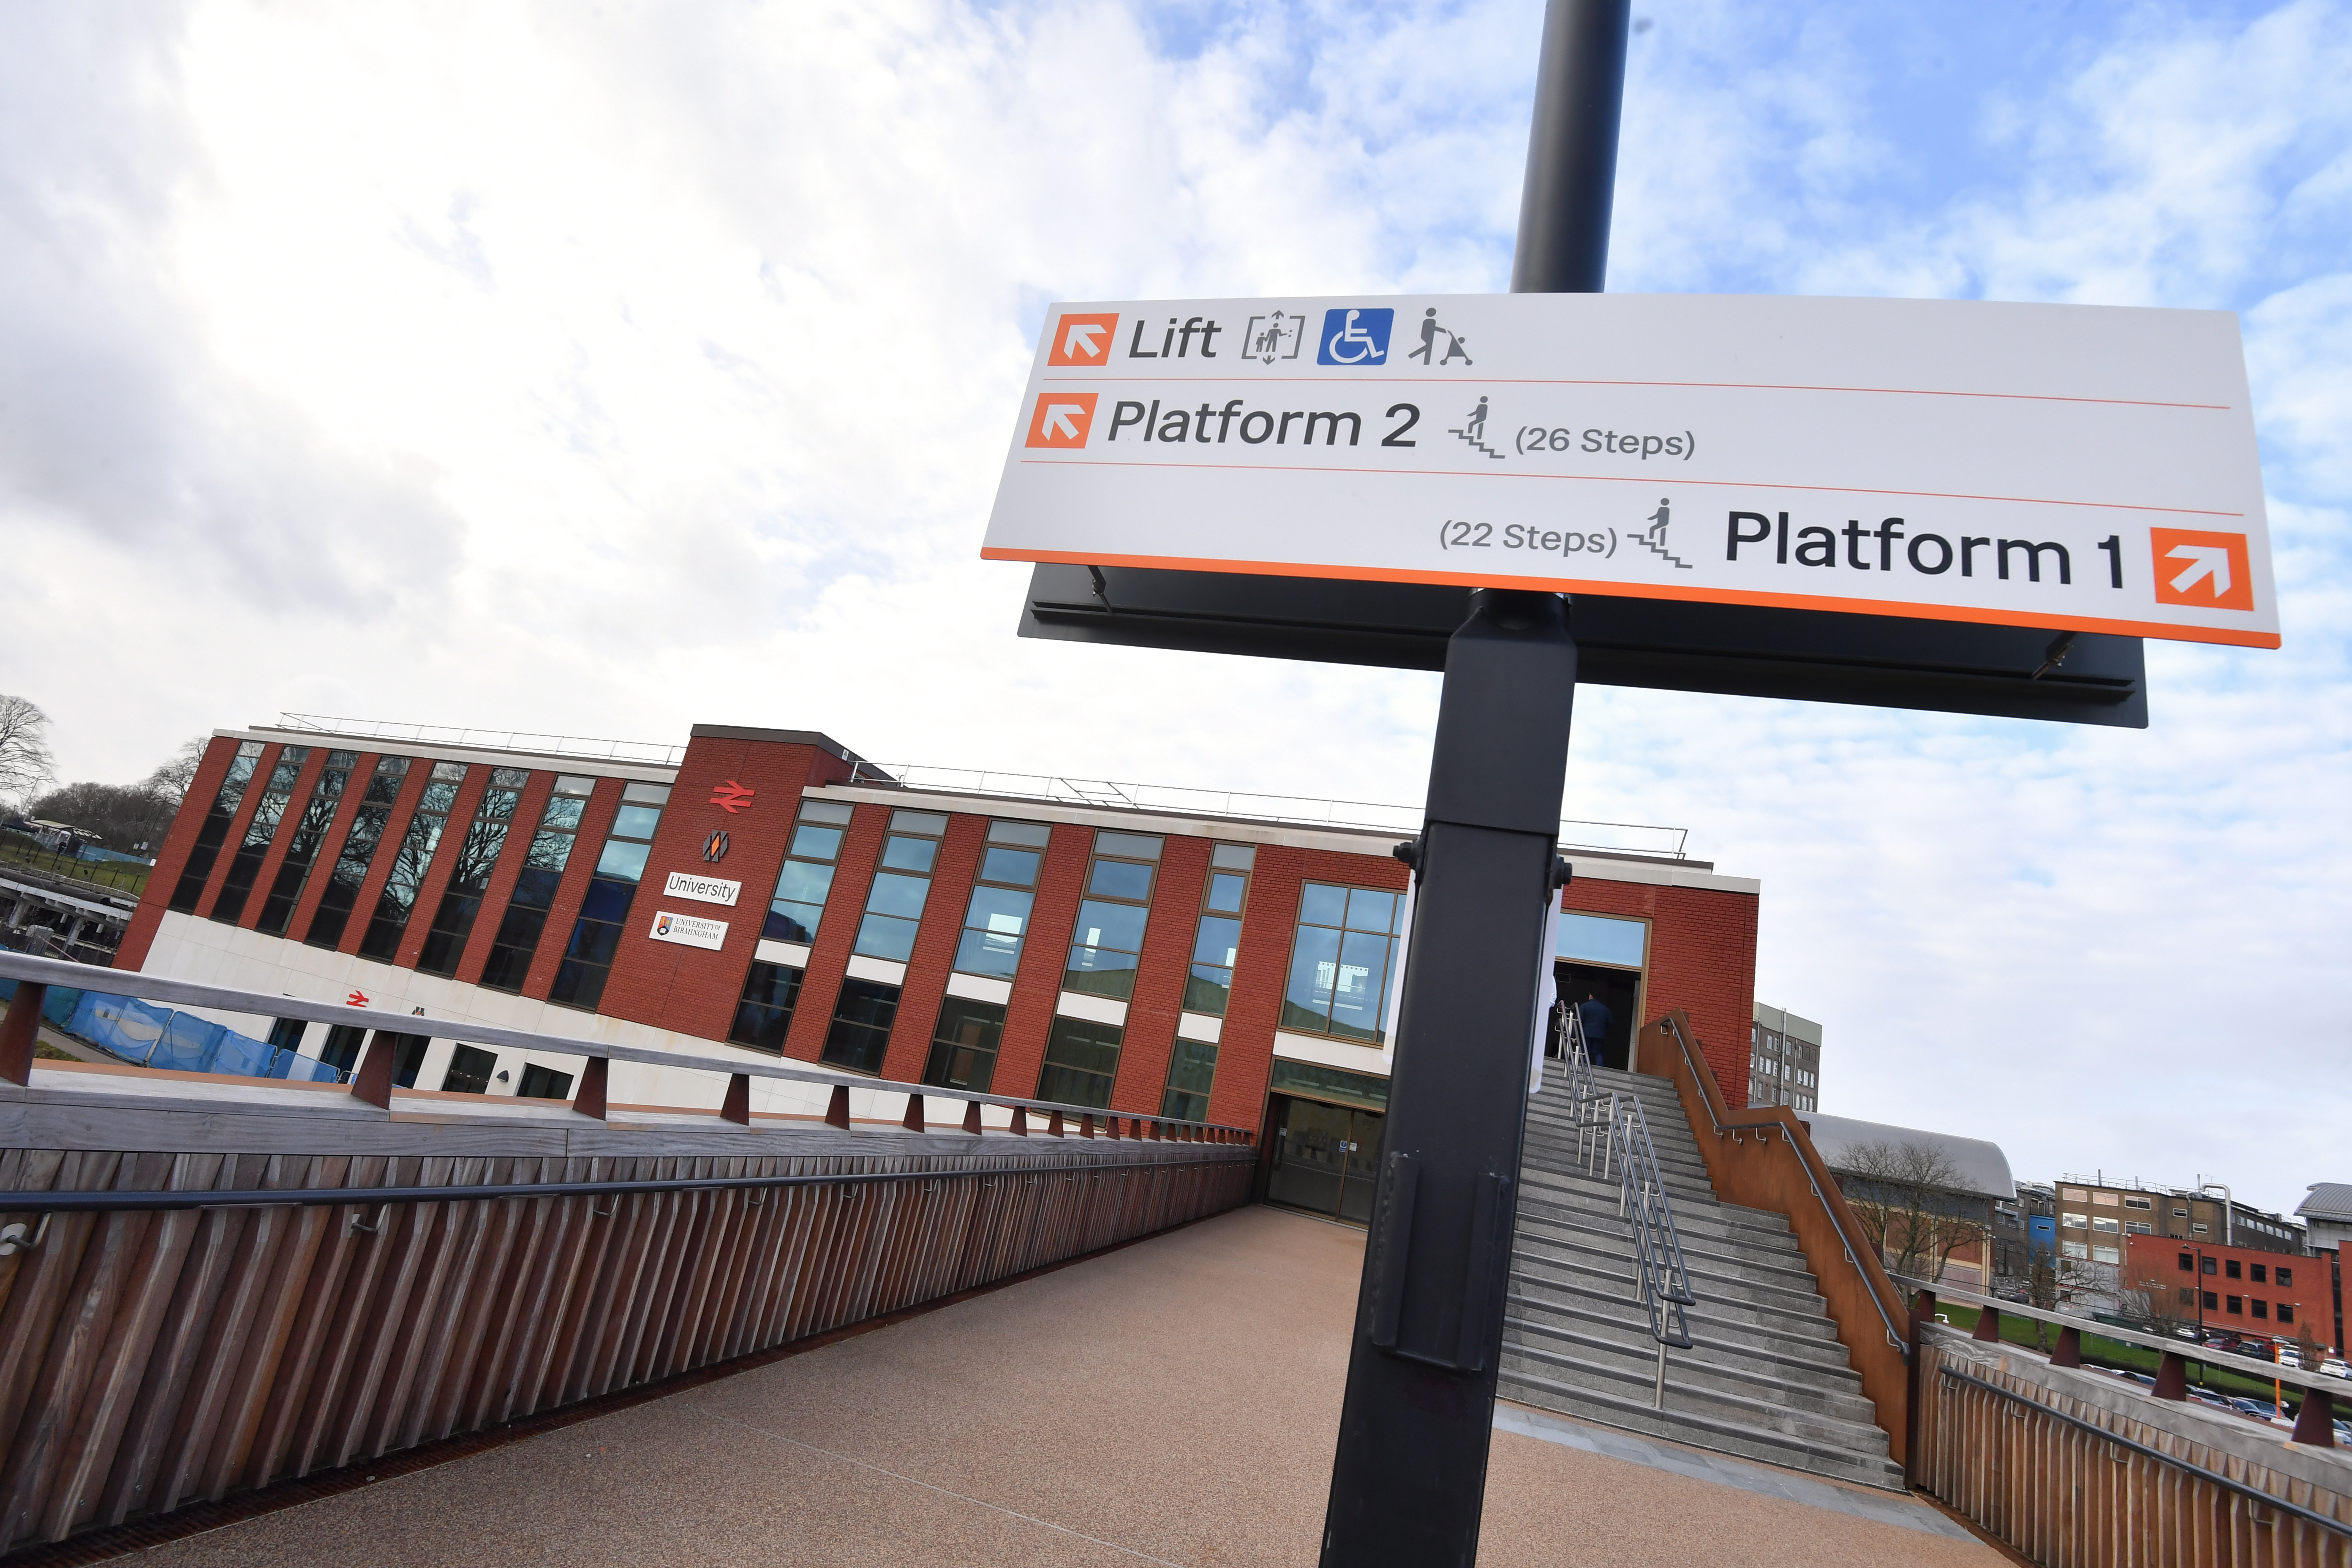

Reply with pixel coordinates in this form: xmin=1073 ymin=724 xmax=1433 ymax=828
xmin=2119 ymin=1258 xmax=2199 ymax=1340
xmin=143 ymin=736 xmax=207 ymax=804
xmin=24 ymin=781 xmax=180 ymax=855
xmin=0 ymin=694 xmax=57 ymax=811
xmin=1834 ymin=1138 xmax=1993 ymax=1285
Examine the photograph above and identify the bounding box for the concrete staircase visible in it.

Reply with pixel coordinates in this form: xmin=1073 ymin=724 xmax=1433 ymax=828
xmin=1499 ymin=1063 xmax=1907 ymax=1491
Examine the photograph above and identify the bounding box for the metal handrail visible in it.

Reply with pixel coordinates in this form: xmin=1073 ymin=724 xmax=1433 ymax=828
xmin=1936 ymin=1362 xmax=2352 ymax=1538
xmin=272 ymin=714 xmax=689 ymax=767
xmin=1898 ymin=1274 xmax=2352 ymax=1403
xmin=1655 ymin=1012 xmax=1909 ymax=1356
xmin=1557 ymin=1008 xmax=1695 ymax=1407
xmin=0 ymin=952 xmax=1255 ymax=1142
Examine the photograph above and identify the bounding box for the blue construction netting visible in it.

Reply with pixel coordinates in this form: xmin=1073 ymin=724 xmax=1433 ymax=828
xmin=0 ymin=977 xmax=340 ymax=1083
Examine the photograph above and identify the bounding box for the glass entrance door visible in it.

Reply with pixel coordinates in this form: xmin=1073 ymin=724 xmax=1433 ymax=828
xmin=1266 ymin=1095 xmax=1385 ymax=1223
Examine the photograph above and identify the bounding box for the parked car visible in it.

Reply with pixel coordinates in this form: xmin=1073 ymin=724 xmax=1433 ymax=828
xmin=2321 ymin=1359 xmax=2350 ymax=1380
xmin=2228 ymin=1397 xmax=2282 ymax=1422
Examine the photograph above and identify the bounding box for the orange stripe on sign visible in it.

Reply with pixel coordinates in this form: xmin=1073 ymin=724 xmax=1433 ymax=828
xmin=979 ymin=547 xmax=2284 ymax=651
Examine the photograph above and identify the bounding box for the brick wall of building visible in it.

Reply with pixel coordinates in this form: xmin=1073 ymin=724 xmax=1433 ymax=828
xmin=597 ymin=740 xmax=831 ymax=1044
xmin=116 ymin=735 xmax=242 ymax=969
xmin=1561 ymin=875 xmax=1758 ymax=1107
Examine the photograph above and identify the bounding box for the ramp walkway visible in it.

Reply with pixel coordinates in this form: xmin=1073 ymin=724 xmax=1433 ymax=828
xmin=96 ymin=1206 xmax=1992 ymax=1568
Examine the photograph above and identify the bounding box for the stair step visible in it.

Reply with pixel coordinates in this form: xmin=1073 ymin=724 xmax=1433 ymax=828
xmin=1496 ymin=1368 xmax=1906 ymax=1492
xmin=1501 ymin=1316 xmax=1878 ymax=1424
xmin=1510 ymin=1064 xmax=1903 ymax=1492
xmin=1503 ymin=1287 xmax=1860 ymax=1379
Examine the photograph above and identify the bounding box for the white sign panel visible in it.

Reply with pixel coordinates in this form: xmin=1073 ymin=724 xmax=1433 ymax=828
xmin=662 ymin=870 xmax=741 ymax=908
xmin=648 ymin=910 xmax=728 ymax=951
xmin=983 ymin=294 xmax=2278 ymax=649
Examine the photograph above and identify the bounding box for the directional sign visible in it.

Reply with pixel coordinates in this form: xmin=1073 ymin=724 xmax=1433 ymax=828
xmin=984 ymin=295 xmax=2279 ymax=649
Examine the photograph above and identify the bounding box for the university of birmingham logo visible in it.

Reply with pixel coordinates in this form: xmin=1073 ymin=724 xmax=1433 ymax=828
xmin=702 ymin=830 xmax=730 ymax=863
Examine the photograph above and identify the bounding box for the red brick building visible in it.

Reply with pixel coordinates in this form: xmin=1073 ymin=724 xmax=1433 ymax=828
xmin=120 ymin=720 xmax=1761 ymax=1222
xmin=2125 ymin=1233 xmax=2337 ymax=1354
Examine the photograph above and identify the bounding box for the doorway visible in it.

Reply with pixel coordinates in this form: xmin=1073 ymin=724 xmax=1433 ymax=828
xmin=1554 ymin=960 xmax=1641 ymax=1071
xmin=1265 ymin=1095 xmax=1385 ymax=1225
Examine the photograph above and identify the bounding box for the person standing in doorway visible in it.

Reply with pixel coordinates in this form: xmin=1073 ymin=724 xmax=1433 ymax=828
xmin=1577 ymin=990 xmax=1615 ymax=1070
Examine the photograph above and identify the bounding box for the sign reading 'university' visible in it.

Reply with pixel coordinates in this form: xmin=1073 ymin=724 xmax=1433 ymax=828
xmin=982 ymin=294 xmax=2277 ymax=649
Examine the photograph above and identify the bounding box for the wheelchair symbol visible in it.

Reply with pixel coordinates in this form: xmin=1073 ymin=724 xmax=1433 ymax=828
xmin=1316 ymin=307 xmax=1394 ymax=367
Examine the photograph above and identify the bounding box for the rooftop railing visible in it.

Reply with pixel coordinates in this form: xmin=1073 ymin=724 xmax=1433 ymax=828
xmin=269 ymin=713 xmax=689 ymax=767
xmin=842 ymin=761 xmax=1692 ymax=861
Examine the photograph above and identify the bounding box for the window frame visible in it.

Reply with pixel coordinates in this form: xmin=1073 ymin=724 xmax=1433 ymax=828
xmin=477 ymin=775 xmax=596 ymax=992
xmin=1061 ymin=830 xmax=1164 ymax=1002
xmin=1279 ymin=880 xmax=1408 ymax=1047
xmin=950 ymin=820 xmax=1049 ymax=980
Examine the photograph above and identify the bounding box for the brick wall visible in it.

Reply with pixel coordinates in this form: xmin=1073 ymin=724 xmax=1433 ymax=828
xmin=879 ymin=811 xmax=989 ymax=1084
xmin=1561 ymin=877 xmax=1757 ymax=1105
xmin=116 ymin=736 xmax=241 ymax=969
xmin=991 ymin=822 xmax=1093 ymax=1098
xmin=1112 ymin=834 xmax=1207 ymax=1116
xmin=598 ymin=741 xmax=832 ymax=1043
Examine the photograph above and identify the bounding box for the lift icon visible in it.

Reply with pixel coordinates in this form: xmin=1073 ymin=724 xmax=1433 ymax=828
xmin=2150 ymin=528 xmax=2254 ymax=612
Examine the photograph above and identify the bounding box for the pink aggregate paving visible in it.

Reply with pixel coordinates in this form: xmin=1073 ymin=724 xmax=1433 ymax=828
xmin=139 ymin=1205 xmax=2004 ymax=1566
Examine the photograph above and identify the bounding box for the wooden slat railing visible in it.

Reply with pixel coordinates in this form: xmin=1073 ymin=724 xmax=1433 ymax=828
xmin=1916 ymin=1326 xmax=2352 ymax=1565
xmin=0 ymin=953 xmax=1260 ymax=1555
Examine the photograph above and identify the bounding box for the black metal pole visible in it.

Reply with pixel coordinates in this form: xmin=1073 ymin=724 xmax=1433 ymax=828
xmin=1318 ymin=3 xmax=1628 ymax=1562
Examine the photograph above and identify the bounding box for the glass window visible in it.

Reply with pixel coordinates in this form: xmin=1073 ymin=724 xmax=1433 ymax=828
xmin=822 ymin=977 xmax=899 ymax=1075
xmin=2092 ymin=1217 xmax=2120 ymax=1233
xmin=2091 ymin=1246 xmax=2121 ymax=1265
xmin=1556 ymin=911 xmax=1645 ymax=968
xmin=417 ymin=769 xmax=530 ymax=976
xmin=2123 ymin=1195 xmax=2153 ymax=1210
xmin=2061 ymin=1213 xmax=2088 ymax=1229
xmin=517 ymin=1063 xmax=574 ymax=1100
xmin=2226 ymin=1295 xmax=2243 ymax=1315
xmin=923 ymin=996 xmax=1007 ymax=1092
xmin=305 ymin=756 xmax=411 ymax=948
xmin=2226 ymin=1259 xmax=2242 ymax=1279
xmin=1160 ymin=1037 xmax=1218 ymax=1122
xmin=256 ymin=751 xmax=358 ymax=936
xmin=2278 ymin=1266 xmax=2293 ymax=1288
xmin=2251 ymin=1263 xmax=2268 ymax=1284
xmin=1063 ymin=830 xmax=1160 ymax=1000
xmin=478 ymin=776 xmax=595 ymax=992
xmin=763 ymin=799 xmax=853 ymax=944
xmin=728 ymin=962 xmax=802 ymax=1054
xmin=168 ymin=741 xmax=264 ymax=912
xmin=1281 ymin=882 xmax=1406 ymax=1045
xmin=441 ymin=1043 xmax=497 ymax=1095
xmin=2279 ymin=1304 xmax=2296 ymax=1325
xmin=1184 ymin=843 xmax=1255 ymax=1016
xmin=2061 ymin=1241 xmax=2089 ymax=1260
xmin=318 ymin=1024 xmax=368 ymax=1081
xmin=1036 ymin=1015 xmax=1123 ymax=1109
xmin=953 ymin=820 xmax=1045 ymax=979
xmin=2252 ymin=1299 xmax=2270 ymax=1320
xmin=209 ymin=748 xmax=309 ymax=925
xmin=359 ymin=762 xmax=469 ymax=961
xmin=550 ymin=781 xmax=670 ymax=1010
xmin=850 ymin=810 xmax=947 ymax=964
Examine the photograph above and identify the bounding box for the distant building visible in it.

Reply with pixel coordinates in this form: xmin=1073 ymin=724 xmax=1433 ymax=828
xmin=1749 ymin=1003 xmax=1820 ymax=1113
xmin=2123 ymin=1234 xmax=2336 ymax=1354
xmin=2296 ymin=1184 xmax=2352 ymax=1254
xmin=1991 ymin=1180 xmax=2056 ymax=1289
xmin=1799 ymin=1111 xmax=2014 ymax=1291
xmin=2053 ymin=1178 xmax=2302 ymax=1267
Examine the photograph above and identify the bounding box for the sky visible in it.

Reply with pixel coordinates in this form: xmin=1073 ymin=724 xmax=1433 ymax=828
xmin=2 ymin=0 xmax=2345 ymax=1220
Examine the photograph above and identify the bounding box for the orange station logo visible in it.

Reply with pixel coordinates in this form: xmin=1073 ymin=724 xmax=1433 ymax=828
xmin=2150 ymin=528 xmax=2254 ymax=612
xmin=1046 ymin=313 xmax=1118 ymax=368
xmin=1026 ymin=392 xmax=1098 ymax=449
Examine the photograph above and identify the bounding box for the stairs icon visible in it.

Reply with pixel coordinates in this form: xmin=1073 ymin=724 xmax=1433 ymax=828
xmin=1636 ymin=499 xmax=1695 ymax=570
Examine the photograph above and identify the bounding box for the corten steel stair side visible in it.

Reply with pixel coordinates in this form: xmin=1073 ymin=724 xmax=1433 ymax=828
xmin=1497 ymin=1014 xmax=1912 ymax=1491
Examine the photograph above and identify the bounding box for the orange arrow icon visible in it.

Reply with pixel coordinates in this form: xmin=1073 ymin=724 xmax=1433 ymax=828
xmin=1025 ymin=392 xmax=1098 ymax=448
xmin=2151 ymin=528 xmax=2254 ymax=611
xmin=1046 ymin=312 xmax=1119 ymax=368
